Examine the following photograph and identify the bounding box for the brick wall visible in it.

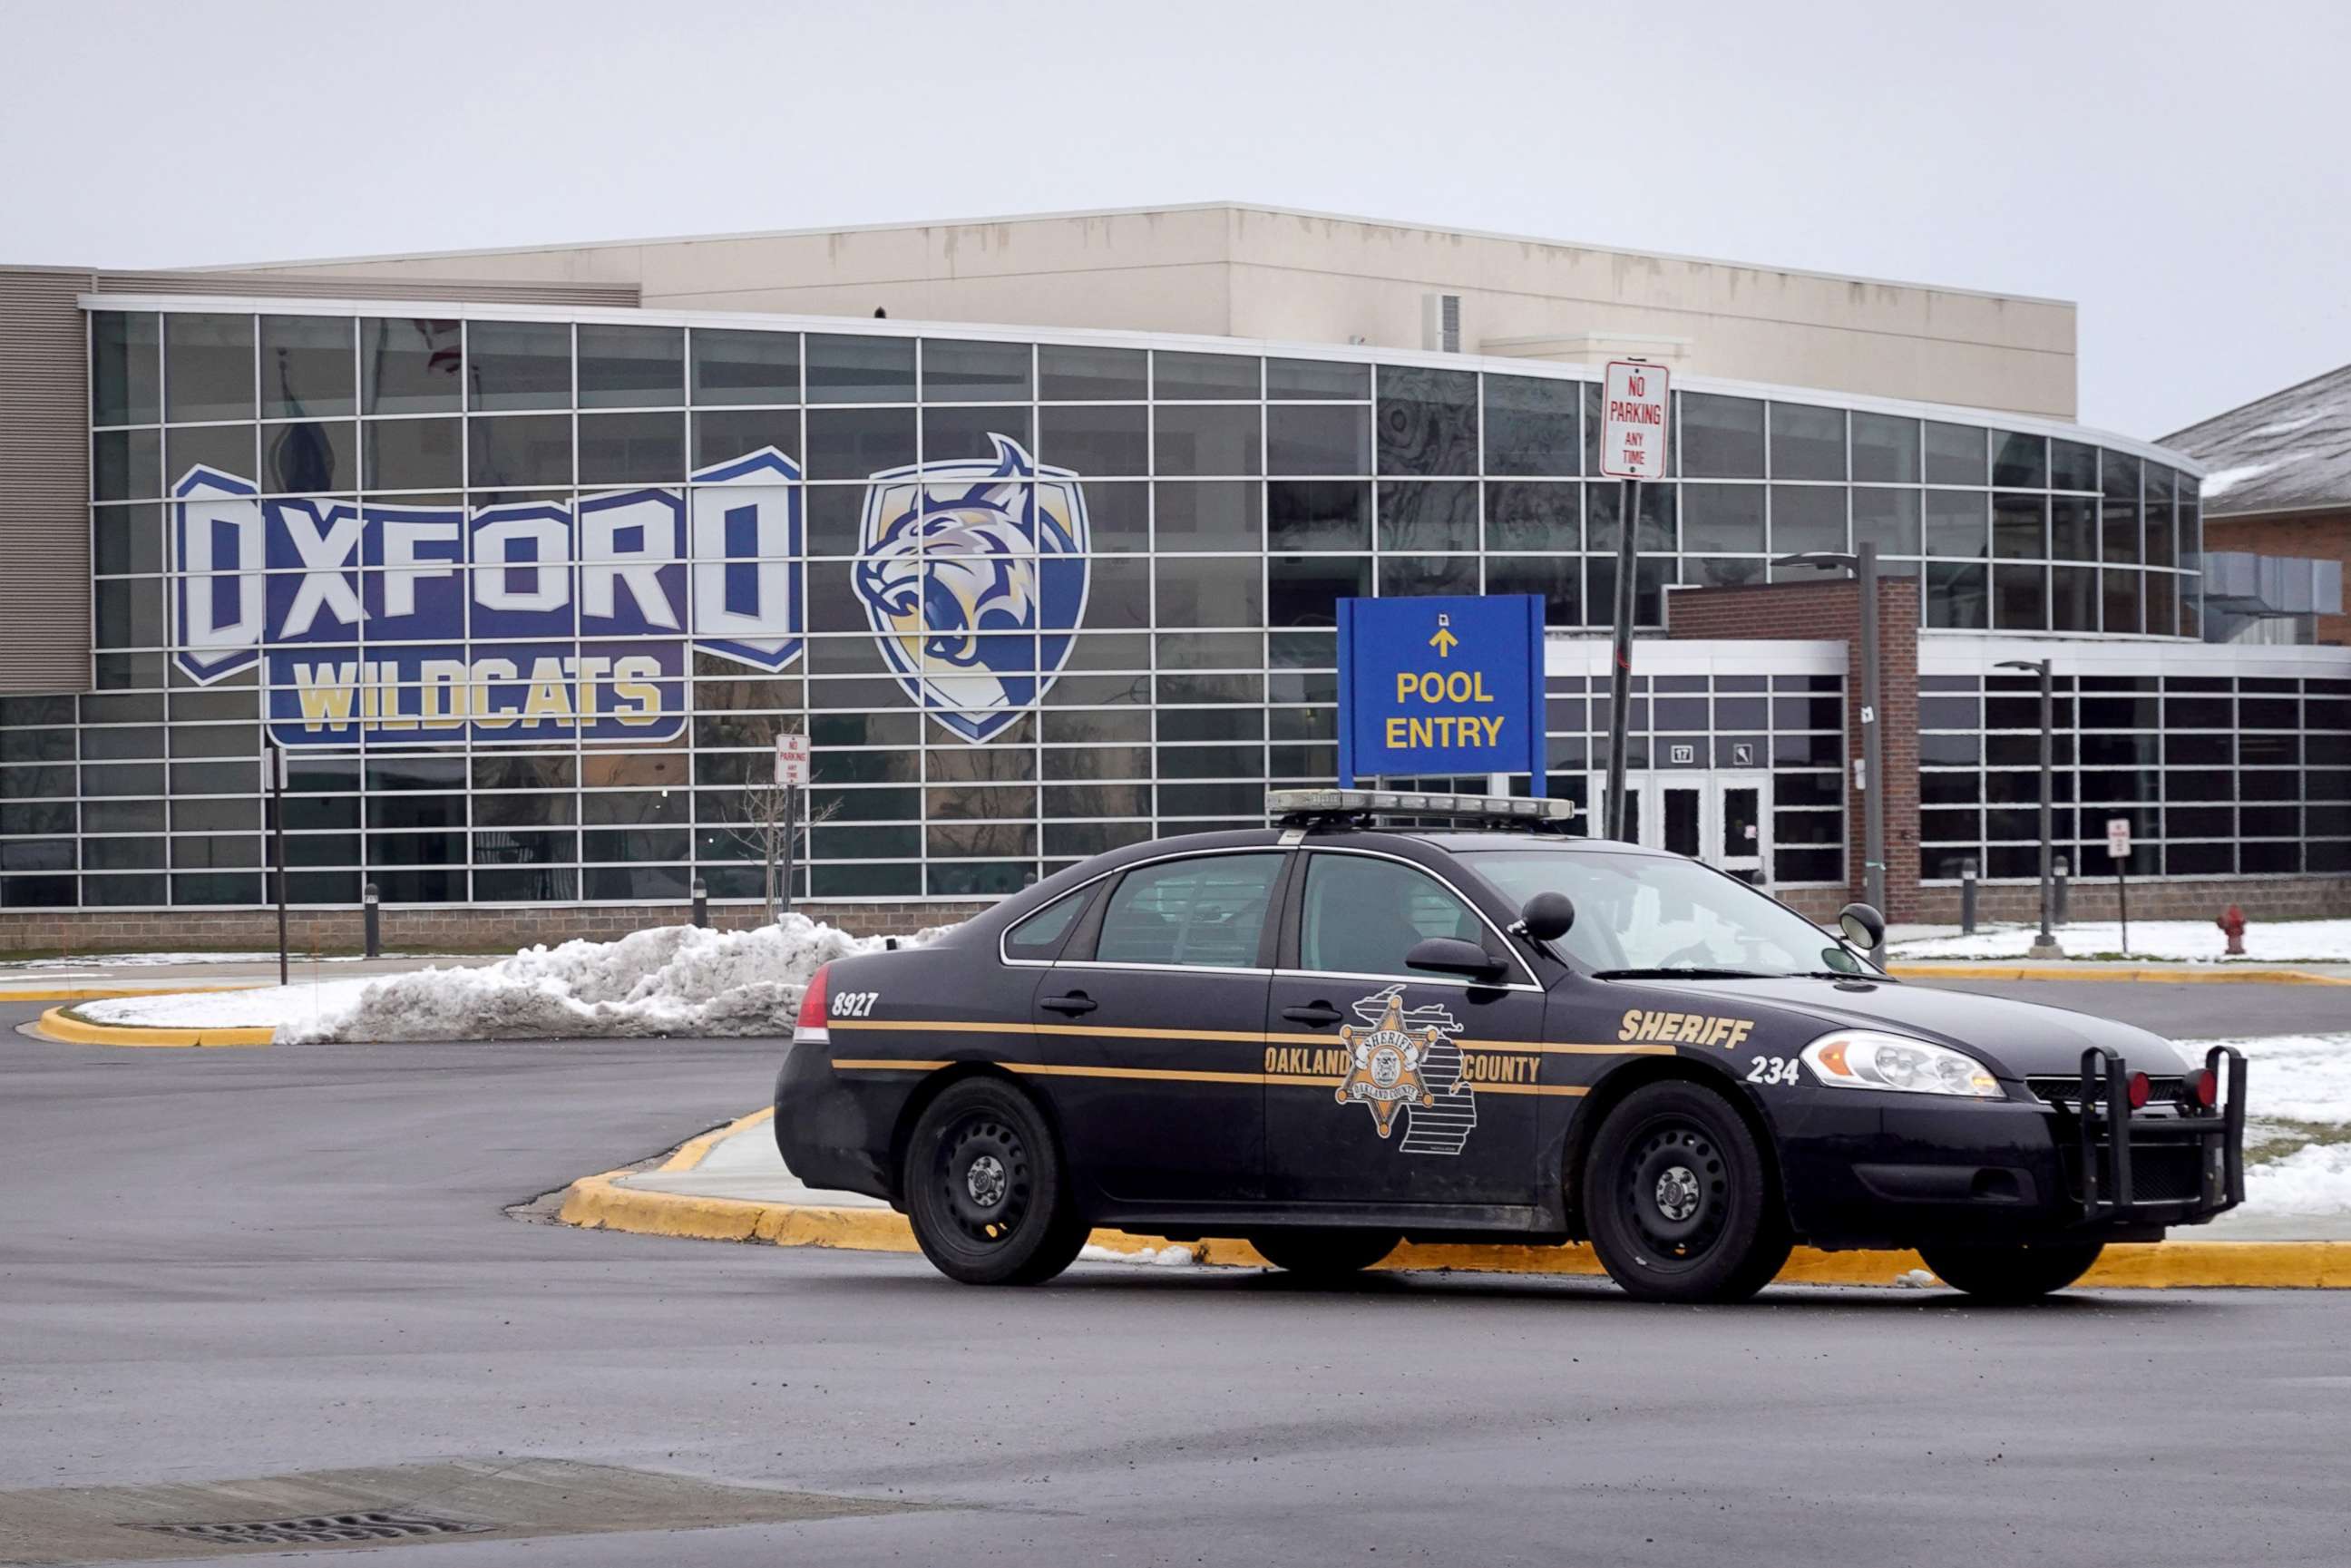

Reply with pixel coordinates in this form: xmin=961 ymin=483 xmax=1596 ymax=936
xmin=1665 ymin=575 xmax=1921 ymax=920
xmin=2203 ymin=509 xmax=2350 ymax=646
xmin=0 ymin=901 xmax=1000 ymax=956
xmin=1916 ymin=872 xmax=2351 ymax=926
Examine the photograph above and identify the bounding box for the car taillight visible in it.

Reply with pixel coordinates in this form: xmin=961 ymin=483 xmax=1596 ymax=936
xmin=795 ymin=962 xmax=831 ymax=1035
xmin=2187 ymin=1068 xmax=2219 ymax=1111
xmin=2126 ymin=1071 xmax=2151 ymax=1111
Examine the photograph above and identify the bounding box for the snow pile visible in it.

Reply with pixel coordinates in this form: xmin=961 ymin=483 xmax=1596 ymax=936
xmin=81 ymin=916 xmax=941 ymax=1043
xmin=1889 ymin=919 xmax=2351 ymax=965
xmin=1079 ymin=1242 xmax=1197 ymax=1268
xmin=2208 ymin=1032 xmax=2351 ymax=1218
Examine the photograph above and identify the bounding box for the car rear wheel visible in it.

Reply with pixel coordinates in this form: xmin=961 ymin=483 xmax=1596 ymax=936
xmin=1584 ymin=1081 xmax=1791 ymax=1303
xmin=1248 ymin=1229 xmax=1400 ymax=1280
xmin=1917 ymin=1241 xmax=2104 ymax=1302
xmin=903 ymin=1078 xmax=1088 ymax=1286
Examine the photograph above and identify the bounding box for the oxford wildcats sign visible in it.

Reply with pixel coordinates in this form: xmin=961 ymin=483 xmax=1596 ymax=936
xmin=171 ymin=437 xmax=1094 ymax=748
xmin=853 ymin=435 xmax=1090 ymax=743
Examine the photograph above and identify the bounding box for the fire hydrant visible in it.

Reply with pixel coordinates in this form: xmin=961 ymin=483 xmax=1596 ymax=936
xmin=2217 ymin=904 xmax=2248 ymax=957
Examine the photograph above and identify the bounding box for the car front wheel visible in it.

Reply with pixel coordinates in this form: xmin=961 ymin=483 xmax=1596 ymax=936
xmin=1248 ymin=1229 xmax=1400 ymax=1280
xmin=903 ymin=1078 xmax=1088 ymax=1286
xmin=1584 ymin=1080 xmax=1790 ymax=1303
xmin=1917 ymin=1241 xmax=2104 ymax=1302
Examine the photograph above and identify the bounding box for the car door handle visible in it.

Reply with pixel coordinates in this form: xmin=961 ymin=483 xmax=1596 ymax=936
xmin=1039 ymin=992 xmax=1098 ymax=1017
xmin=1281 ymin=1002 xmax=1344 ymax=1027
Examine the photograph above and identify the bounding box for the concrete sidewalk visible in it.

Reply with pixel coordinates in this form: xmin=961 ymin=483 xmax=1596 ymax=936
xmin=0 ymin=951 xmax=499 ymax=1001
xmin=560 ymin=1109 xmax=2351 ymax=1285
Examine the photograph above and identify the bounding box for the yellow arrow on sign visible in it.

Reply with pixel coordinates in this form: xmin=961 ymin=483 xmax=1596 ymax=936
xmin=1429 ymin=614 xmax=1458 ymax=657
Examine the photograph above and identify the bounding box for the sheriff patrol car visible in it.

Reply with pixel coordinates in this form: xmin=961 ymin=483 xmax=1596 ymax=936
xmin=775 ymin=790 xmax=2247 ymax=1303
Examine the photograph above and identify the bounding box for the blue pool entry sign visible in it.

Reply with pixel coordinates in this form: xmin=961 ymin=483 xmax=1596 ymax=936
xmin=1336 ymin=594 xmax=1546 ymax=794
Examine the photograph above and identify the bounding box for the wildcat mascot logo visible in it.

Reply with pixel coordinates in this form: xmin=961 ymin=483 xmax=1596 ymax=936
xmin=854 ymin=435 xmax=1089 ymax=743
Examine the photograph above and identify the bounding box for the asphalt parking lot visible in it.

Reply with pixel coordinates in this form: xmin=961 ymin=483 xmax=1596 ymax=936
xmin=5 ymin=989 xmax=2349 ymax=1567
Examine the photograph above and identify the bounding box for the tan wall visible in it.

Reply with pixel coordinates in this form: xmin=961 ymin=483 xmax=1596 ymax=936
xmin=211 ymin=205 xmax=2076 ymax=418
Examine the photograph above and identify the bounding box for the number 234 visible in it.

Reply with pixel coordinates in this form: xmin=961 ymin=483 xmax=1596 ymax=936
xmin=1746 ymin=1057 xmax=1802 ymax=1086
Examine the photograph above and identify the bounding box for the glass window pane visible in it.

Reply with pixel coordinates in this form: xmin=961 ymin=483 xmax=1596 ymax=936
xmin=922 ymin=405 xmax=1029 ymax=463
xmin=1994 ymin=493 xmax=2046 ymax=559
xmin=1924 ymin=422 xmax=1986 ymax=484
xmin=1680 ymin=394 xmax=1764 ymax=478
xmin=263 ymin=419 xmax=355 ymax=493
xmin=1849 ymin=489 xmax=1919 ymax=558
xmin=578 ymin=324 xmax=683 ymax=409
xmin=1486 ymin=555 xmax=1582 ymax=626
xmin=466 ymin=320 xmax=571 ymax=412
xmin=1851 ymin=413 xmax=1919 ymax=482
xmin=165 ymin=313 xmax=255 ymax=423
xmin=691 ymin=327 xmax=798 ymax=405
xmin=1992 ymin=431 xmax=2047 ymax=489
xmin=1094 ymin=852 xmax=1282 ymax=969
xmin=1484 ymin=375 xmax=1580 ymax=475
xmin=692 ymin=408 xmax=798 ymax=469
xmin=1155 ymin=405 xmax=1260 ymax=475
xmin=2102 ymin=569 xmax=2142 ymax=633
xmin=1376 ymin=365 xmax=1478 ymax=476
xmin=1155 ymin=482 xmax=1263 ymax=550
xmin=259 ymin=316 xmax=355 ymax=419
xmin=1375 ymin=481 xmax=1476 ymax=552
xmin=365 ymin=417 xmax=461 ymax=489
xmin=1040 ymin=344 xmax=1145 ymax=401
xmin=1925 ymin=492 xmax=1988 ymax=559
xmin=92 ymin=311 xmax=161 ymax=426
xmin=1268 ymin=554 xmax=1367 ymax=629
xmin=1155 ymin=351 xmax=1259 ymax=400
xmin=93 ymin=428 xmax=160 ymax=502
xmin=1484 ymin=482 xmax=1579 ymax=551
xmin=1681 ymin=483 xmax=1766 ymax=552
xmin=1268 ymin=357 xmax=1367 ymax=399
xmin=2051 ymin=495 xmax=2096 ymax=560
xmin=1771 ymin=485 xmax=1847 ymax=555
xmin=922 ymin=339 xmax=1030 ymax=402
xmin=1992 ymin=564 xmax=2047 ymax=630
xmin=806 ymin=406 xmax=916 ymax=478
xmin=806 ymin=334 xmax=913 ymax=403
xmin=1267 ymin=404 xmax=1370 ymax=475
xmin=1770 ymin=403 xmax=1844 ymax=480
xmin=1038 ymin=404 xmax=1146 ymax=475
xmin=363 ymin=318 xmax=462 ymax=414
xmin=1156 ymin=556 xmax=1263 ymax=625
xmin=578 ymin=411 xmax=684 ymax=483
xmin=2051 ymin=439 xmax=2098 ymax=491
xmin=467 ymin=414 xmax=571 ymax=488
xmin=1269 ymin=481 xmax=1369 ymax=550
xmin=1927 ymin=562 xmax=1989 ymax=628
xmin=167 ymin=424 xmax=256 ymax=481
xmin=1300 ymin=853 xmax=1483 ymax=976
xmin=2051 ymin=564 xmax=2098 ymax=630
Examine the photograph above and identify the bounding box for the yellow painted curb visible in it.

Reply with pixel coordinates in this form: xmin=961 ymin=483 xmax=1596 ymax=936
xmin=553 ymin=1162 xmax=2351 ymax=1289
xmin=33 ymin=1006 xmax=275 ymax=1049
xmin=1 ymin=984 xmax=266 ymax=1003
xmin=658 ymin=1106 xmax=777 ymax=1174
xmin=1889 ymin=962 xmax=2351 ymax=986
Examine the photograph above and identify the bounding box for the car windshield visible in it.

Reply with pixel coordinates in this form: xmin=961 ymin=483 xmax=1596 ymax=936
xmin=1459 ymin=848 xmax=1875 ymax=979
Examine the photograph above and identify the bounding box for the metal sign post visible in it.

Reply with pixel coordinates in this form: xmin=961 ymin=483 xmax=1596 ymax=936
xmin=265 ymin=745 xmax=288 ymax=988
xmin=2107 ymin=816 xmax=2132 ymax=956
xmin=1599 ymin=360 xmax=1670 ymax=841
xmin=776 ymin=733 xmax=810 ymax=920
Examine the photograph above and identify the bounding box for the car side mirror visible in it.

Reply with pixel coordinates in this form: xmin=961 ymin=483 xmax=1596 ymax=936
xmin=1837 ymin=902 xmax=1886 ymax=951
xmin=1516 ymin=891 xmax=1575 ymax=944
xmin=1405 ymin=936 xmax=1507 ymax=980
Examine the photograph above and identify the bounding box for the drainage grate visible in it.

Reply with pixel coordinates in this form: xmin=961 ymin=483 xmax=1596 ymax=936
xmin=141 ymin=1510 xmax=491 ymax=1547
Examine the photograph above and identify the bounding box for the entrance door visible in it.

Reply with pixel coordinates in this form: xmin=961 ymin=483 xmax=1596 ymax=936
xmin=1588 ymin=772 xmax=1773 ymax=886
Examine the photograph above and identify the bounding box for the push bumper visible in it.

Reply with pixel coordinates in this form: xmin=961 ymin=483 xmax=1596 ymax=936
xmin=1775 ymin=1045 xmax=2248 ymax=1251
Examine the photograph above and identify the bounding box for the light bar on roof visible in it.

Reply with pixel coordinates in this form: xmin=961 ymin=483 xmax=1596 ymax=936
xmin=1267 ymin=788 xmax=1575 ymax=824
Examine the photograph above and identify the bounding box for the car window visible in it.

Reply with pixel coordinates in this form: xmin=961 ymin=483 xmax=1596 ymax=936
xmin=1461 ymin=848 xmax=1867 ymax=978
xmin=1003 ymin=887 xmax=1090 ymax=961
xmin=1299 ymin=853 xmax=1486 ymax=977
xmin=1093 ymin=853 xmax=1283 ymax=969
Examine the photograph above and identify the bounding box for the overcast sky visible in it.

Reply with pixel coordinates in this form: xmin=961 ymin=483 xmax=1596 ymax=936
xmin=3 ymin=0 xmax=2343 ymax=440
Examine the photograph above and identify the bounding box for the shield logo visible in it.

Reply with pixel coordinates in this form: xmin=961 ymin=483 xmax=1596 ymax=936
xmin=853 ymin=434 xmax=1089 ymax=743
xmin=171 ymin=465 xmax=267 ymax=684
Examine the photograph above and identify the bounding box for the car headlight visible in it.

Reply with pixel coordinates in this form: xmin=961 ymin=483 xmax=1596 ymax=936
xmin=1800 ymin=1030 xmax=2002 ymax=1098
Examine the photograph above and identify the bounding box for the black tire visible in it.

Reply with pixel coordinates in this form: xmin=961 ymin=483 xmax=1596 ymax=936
xmin=1584 ymin=1080 xmax=1791 ymax=1303
xmin=1249 ymin=1229 xmax=1400 ymax=1280
xmin=902 ymin=1078 xmax=1088 ymax=1286
xmin=1918 ymin=1241 xmax=2104 ymax=1302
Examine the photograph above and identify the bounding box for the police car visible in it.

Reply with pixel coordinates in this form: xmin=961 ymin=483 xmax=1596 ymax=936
xmin=776 ymin=790 xmax=2247 ymax=1303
